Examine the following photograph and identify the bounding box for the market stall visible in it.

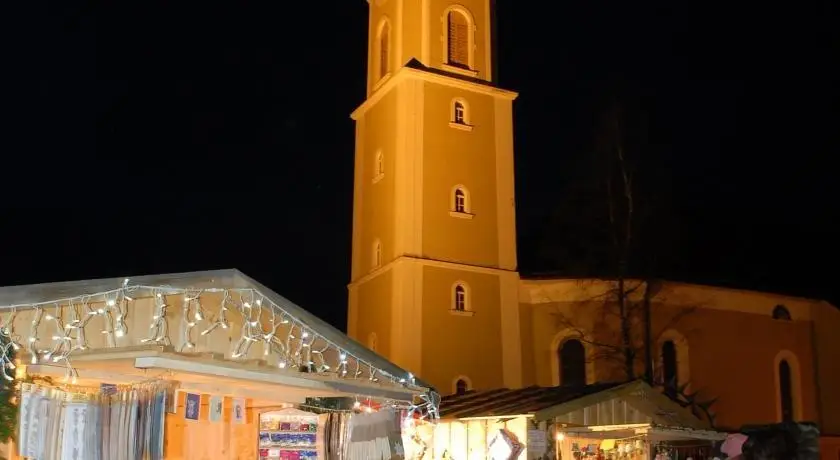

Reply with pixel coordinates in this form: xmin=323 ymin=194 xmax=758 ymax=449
xmin=409 ymin=380 xmax=725 ymax=460
xmin=0 ymin=269 xmax=439 ymax=459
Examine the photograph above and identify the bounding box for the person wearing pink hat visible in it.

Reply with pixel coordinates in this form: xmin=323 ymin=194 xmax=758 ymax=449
xmin=720 ymin=433 xmax=748 ymax=459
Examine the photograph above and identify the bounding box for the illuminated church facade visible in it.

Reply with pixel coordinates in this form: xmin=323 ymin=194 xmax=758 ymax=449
xmin=345 ymin=0 xmax=840 ymax=445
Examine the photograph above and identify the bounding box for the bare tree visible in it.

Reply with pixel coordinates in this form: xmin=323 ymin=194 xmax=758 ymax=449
xmin=543 ymin=102 xmax=688 ymax=382
xmin=541 ymin=100 xmax=718 ymax=426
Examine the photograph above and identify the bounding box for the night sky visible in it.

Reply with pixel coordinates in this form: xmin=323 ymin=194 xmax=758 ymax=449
xmin=4 ymin=1 xmax=837 ymax=329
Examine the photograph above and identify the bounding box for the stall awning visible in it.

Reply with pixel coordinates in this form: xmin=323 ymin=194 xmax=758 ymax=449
xmin=0 ymin=269 xmax=435 ymax=410
xmin=440 ymin=380 xmax=714 ymax=431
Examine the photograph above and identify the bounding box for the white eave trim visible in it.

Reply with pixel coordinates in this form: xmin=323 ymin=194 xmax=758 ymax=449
xmin=351 ymin=66 xmax=518 ymax=120
xmin=134 ymin=354 xmax=423 ymax=401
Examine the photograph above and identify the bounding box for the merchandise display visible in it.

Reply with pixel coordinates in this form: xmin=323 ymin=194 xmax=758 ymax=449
xmin=17 ymin=381 xmax=170 ymax=460
xmin=259 ymin=408 xmax=321 ymax=459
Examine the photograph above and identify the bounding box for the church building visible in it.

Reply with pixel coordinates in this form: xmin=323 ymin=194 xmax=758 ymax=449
xmin=344 ymin=0 xmax=840 ymax=451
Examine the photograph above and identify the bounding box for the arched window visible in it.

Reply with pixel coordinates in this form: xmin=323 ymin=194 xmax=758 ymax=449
xmin=374 ymin=151 xmax=384 ymax=181
xmin=372 ymin=239 xmax=382 ymax=269
xmin=453 ymin=101 xmax=466 ymax=124
xmin=779 ymin=360 xmax=794 ymax=422
xmin=454 ymin=188 xmax=466 ymax=213
xmin=446 ymin=10 xmax=470 ymax=68
xmin=662 ymin=340 xmax=678 ymax=392
xmin=450 ymin=185 xmax=472 ymax=217
xmin=376 ymin=19 xmax=391 ymax=81
xmin=558 ymin=339 xmax=586 ymax=387
xmin=454 ymin=284 xmax=466 ymax=311
xmin=455 ymin=379 xmax=468 ymax=395
xmin=773 ymin=305 xmax=792 ymax=321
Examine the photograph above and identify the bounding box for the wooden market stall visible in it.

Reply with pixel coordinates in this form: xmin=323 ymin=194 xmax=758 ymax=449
xmin=0 ymin=269 xmax=437 ymax=460
xmin=409 ymin=380 xmax=725 ymax=460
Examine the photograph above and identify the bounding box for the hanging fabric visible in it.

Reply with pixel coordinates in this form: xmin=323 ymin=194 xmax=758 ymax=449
xmin=17 ymin=381 xmax=172 ymax=460
xmin=345 ymin=408 xmax=405 ymax=460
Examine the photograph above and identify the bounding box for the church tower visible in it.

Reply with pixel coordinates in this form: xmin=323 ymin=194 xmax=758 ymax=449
xmin=347 ymin=0 xmax=521 ymax=394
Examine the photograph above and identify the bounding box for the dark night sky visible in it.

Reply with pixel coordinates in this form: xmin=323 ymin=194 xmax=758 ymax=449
xmin=4 ymin=1 xmax=838 ymax=329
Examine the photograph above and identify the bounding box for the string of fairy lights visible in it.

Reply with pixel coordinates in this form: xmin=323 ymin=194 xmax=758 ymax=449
xmin=0 ymin=278 xmax=439 ymax=421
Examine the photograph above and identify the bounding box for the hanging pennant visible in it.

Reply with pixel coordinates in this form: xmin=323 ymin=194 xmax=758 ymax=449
xmin=209 ymin=396 xmax=223 ymax=422
xmin=232 ymin=398 xmax=246 ymax=424
xmin=185 ymin=393 xmax=201 ymax=421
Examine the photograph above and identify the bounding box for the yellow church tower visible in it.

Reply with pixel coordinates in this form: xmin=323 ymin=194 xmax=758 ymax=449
xmin=347 ymin=0 xmax=521 ymax=395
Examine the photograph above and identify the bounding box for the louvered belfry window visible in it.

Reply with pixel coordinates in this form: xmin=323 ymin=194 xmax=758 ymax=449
xmin=447 ymin=11 xmax=469 ymax=68
xmin=379 ymin=24 xmax=390 ymax=79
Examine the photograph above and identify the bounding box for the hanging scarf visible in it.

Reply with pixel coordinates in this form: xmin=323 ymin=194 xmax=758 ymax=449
xmin=346 ymin=408 xmax=405 ymax=460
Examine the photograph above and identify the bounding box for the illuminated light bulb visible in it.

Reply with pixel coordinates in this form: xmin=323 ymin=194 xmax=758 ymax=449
xmin=194 ymin=312 xmax=203 ymax=320
xmin=11 ymin=342 xmax=19 ymax=350
xmin=117 ymin=315 xmax=123 ymax=320
xmin=71 ymin=375 xmax=78 ymax=384
xmin=249 ymin=321 xmax=258 ymax=327
xmin=97 ymin=308 xmax=105 ymax=314
xmin=51 ymin=336 xmax=61 ymax=340
xmin=353 ymin=401 xmax=361 ymax=409
xmin=365 ymin=407 xmax=373 ymax=413
xmin=106 ymin=299 xmax=116 ymax=307
xmin=153 ymin=315 xmax=160 ymax=320
xmin=256 ymin=299 xmax=262 ymax=306
xmin=556 ymin=432 xmax=565 ymax=441
xmin=123 ymin=278 xmax=130 ymax=286
xmin=115 ymin=329 xmax=124 ymax=338
xmin=301 ymin=332 xmax=309 ymax=339
xmin=45 ymin=315 xmax=54 ymax=320
xmin=7 ymin=361 xmax=16 ymax=370
xmin=156 ymin=293 xmax=162 ymax=298
xmin=28 ymin=337 xmax=36 ymax=343
xmin=187 ymin=322 xmax=195 ymax=327
xmin=243 ymin=302 xmax=251 ymax=308
xmin=30 ymin=355 xmax=37 ymax=364
xmin=278 ymin=361 xmax=287 ymax=369
xmin=221 ymin=324 xmax=228 ymax=329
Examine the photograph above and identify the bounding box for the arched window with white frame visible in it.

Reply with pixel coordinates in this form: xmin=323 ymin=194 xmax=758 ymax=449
xmin=657 ymin=329 xmax=690 ymax=390
xmin=375 ymin=18 xmax=391 ymax=82
xmin=453 ymin=283 xmax=467 ymax=311
xmin=373 ymin=150 xmax=384 ymax=182
xmin=445 ymin=8 xmax=472 ymax=69
xmin=453 ymin=375 xmax=472 ymax=395
xmin=558 ymin=339 xmax=586 ymax=387
xmin=450 ymin=185 xmax=472 ymax=218
xmin=372 ymin=239 xmax=382 ymax=269
xmin=774 ymin=350 xmax=803 ymax=422
xmin=550 ymin=330 xmax=595 ymax=386
xmin=773 ymin=304 xmax=792 ymax=321
xmin=662 ymin=340 xmax=678 ymax=394
xmin=454 ymin=100 xmax=466 ymax=124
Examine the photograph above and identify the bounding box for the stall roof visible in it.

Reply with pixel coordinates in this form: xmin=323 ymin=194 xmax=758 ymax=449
xmin=0 ymin=269 xmax=434 ymax=393
xmin=440 ymin=382 xmax=622 ymax=419
xmin=440 ymin=380 xmax=711 ymax=430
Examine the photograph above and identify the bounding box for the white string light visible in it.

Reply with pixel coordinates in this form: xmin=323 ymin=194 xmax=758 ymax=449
xmin=0 ymin=278 xmax=440 ymax=420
